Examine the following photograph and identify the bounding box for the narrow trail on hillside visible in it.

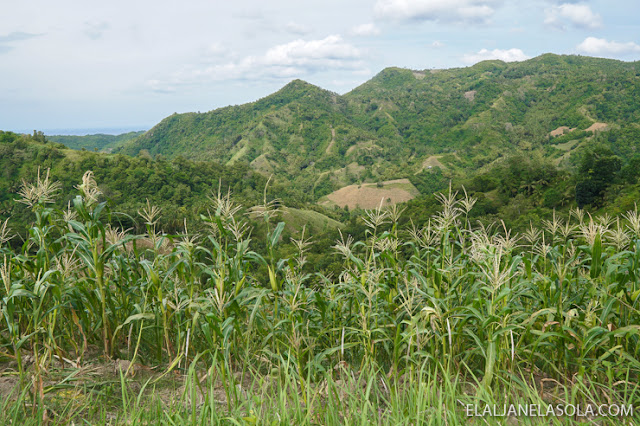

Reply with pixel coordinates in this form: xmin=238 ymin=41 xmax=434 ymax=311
xmin=325 ymin=126 xmax=336 ymax=154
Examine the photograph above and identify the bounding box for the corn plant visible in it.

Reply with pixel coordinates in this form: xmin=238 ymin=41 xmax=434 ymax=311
xmin=2 ymin=170 xmax=640 ymax=424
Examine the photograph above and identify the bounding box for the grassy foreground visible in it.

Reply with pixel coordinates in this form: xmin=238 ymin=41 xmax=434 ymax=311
xmin=1 ymin=170 xmax=639 ymax=424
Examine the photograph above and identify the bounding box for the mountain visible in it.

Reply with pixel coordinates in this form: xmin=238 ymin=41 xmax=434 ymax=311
xmin=118 ymin=79 xmax=377 ymax=199
xmin=117 ymin=54 xmax=640 ymax=200
xmin=344 ymin=55 xmax=640 ymax=169
xmin=47 ymin=131 xmax=145 ymax=152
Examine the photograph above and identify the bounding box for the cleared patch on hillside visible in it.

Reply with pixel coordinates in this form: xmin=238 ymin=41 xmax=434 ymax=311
xmin=555 ymin=139 xmax=580 ymax=151
xmin=418 ymin=155 xmax=446 ymax=172
xmin=586 ymin=122 xmax=607 ymax=132
xmin=490 ymin=96 xmax=507 ymax=110
xmin=227 ymin=143 xmax=248 ymax=165
xmin=578 ymin=105 xmax=596 ymax=122
xmin=320 ymin=179 xmax=419 ymax=210
xmin=477 ymin=156 xmax=506 ymax=174
xmin=250 ymin=154 xmax=274 ymax=175
xmin=464 ymin=90 xmax=477 ymax=101
xmin=279 ymin=207 xmax=344 ymax=236
xmin=554 ymin=138 xmax=586 ymax=166
xmin=246 ymin=206 xmax=343 ymax=237
xmin=555 ymin=147 xmax=579 ymax=166
xmin=346 ymin=141 xmax=382 ymax=156
xmin=326 ymin=162 xmax=366 ymax=187
xmin=549 ymin=126 xmax=576 ymax=137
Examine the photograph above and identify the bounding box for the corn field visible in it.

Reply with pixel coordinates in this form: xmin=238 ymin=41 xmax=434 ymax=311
xmin=1 ymin=170 xmax=639 ymax=424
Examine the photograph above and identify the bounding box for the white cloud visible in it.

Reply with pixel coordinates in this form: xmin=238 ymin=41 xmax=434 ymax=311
xmin=576 ymin=37 xmax=640 ymax=56
xmin=350 ymin=23 xmax=381 ymax=36
xmin=374 ymin=0 xmax=500 ymax=24
xmin=155 ymin=35 xmax=365 ymax=89
xmin=544 ymin=3 xmax=602 ymax=30
xmin=259 ymin=35 xmax=361 ymax=69
xmin=462 ymin=48 xmax=529 ymax=64
xmin=431 ymin=40 xmax=444 ymax=48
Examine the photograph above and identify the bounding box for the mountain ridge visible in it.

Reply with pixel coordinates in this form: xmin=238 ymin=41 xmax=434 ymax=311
xmin=117 ymin=53 xmax=640 ymax=200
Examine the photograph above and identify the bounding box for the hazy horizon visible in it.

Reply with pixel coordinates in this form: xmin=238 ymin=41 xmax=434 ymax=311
xmin=9 ymin=126 xmax=149 ymax=137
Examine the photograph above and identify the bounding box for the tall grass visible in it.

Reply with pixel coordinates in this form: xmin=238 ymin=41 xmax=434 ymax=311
xmin=1 ymin=170 xmax=639 ymax=423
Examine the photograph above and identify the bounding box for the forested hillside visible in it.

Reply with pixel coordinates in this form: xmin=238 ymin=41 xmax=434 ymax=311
xmin=6 ymin=54 xmax=640 ymax=245
xmin=0 ymin=130 xmax=349 ymax=266
xmin=117 ymin=54 xmax=640 ymax=199
xmin=0 ymin=131 xmax=270 ymax=236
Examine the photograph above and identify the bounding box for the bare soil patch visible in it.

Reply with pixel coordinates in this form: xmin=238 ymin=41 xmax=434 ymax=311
xmin=549 ymin=126 xmax=575 ymax=137
xmin=585 ymin=122 xmax=607 ymax=132
xmin=0 ymin=373 xmax=19 ymax=399
xmin=325 ymin=179 xmax=418 ymax=210
xmin=464 ymin=90 xmax=477 ymax=101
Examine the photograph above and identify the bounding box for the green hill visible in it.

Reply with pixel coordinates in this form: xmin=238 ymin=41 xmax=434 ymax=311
xmin=0 ymin=131 xmax=268 ymax=234
xmin=117 ymin=54 xmax=640 ymax=200
xmin=279 ymin=206 xmax=344 ymax=236
xmin=0 ymin=130 xmax=348 ymax=245
xmin=118 ymin=79 xmax=378 ymax=198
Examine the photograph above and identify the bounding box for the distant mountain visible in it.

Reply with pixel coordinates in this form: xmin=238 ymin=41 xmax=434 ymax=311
xmin=117 ymin=54 xmax=640 ymax=199
xmin=48 ymin=131 xmax=145 ymax=152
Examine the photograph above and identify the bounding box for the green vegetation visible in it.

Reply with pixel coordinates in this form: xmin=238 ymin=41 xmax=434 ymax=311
xmin=3 ymin=53 xmax=640 ymax=423
xmin=278 ymin=206 xmax=344 ymax=235
xmin=409 ymin=167 xmax=449 ymax=195
xmin=47 ymin=131 xmax=144 ymax=152
xmin=117 ymin=54 xmax=640 ymax=199
xmin=575 ymin=147 xmax=622 ymax=208
xmin=0 ymin=130 xmax=325 ymax=239
xmin=1 ymin=173 xmax=639 ymax=424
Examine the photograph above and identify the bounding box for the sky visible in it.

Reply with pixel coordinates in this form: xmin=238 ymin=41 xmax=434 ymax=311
xmin=1 ymin=0 xmax=639 ymax=134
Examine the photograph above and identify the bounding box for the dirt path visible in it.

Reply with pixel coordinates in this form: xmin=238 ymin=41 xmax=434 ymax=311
xmin=325 ymin=126 xmax=336 ymax=154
